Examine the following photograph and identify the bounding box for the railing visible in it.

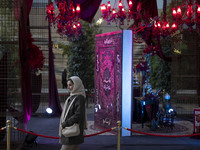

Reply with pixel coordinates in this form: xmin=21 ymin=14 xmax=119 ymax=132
xmin=1 ymin=120 xmax=200 ymax=150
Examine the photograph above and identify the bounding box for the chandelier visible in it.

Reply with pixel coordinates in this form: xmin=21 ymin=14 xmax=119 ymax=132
xmin=149 ymin=0 xmax=200 ymax=38
xmin=170 ymin=0 xmax=200 ymax=30
xmin=46 ymin=0 xmax=81 ymax=37
xmin=100 ymin=0 xmax=136 ymax=26
xmin=100 ymin=0 xmax=200 ymax=35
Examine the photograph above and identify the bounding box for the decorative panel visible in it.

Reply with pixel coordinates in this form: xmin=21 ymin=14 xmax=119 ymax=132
xmin=94 ymin=30 xmax=123 ymax=129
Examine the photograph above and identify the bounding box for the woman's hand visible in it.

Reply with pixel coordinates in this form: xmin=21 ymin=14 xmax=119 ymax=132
xmin=60 ymin=125 xmax=63 ymax=130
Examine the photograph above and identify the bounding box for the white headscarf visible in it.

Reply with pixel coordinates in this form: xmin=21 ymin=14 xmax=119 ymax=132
xmin=69 ymin=76 xmax=86 ymax=98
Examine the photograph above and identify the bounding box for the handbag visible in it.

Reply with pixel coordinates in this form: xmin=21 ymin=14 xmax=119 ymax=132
xmin=62 ymin=123 xmax=80 ymax=137
xmin=62 ymin=96 xmax=80 ymax=137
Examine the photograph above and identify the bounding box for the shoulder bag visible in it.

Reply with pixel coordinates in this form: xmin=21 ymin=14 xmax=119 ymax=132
xmin=62 ymin=96 xmax=80 ymax=137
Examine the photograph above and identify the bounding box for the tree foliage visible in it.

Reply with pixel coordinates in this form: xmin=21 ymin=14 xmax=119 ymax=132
xmin=61 ymin=20 xmax=102 ymax=90
xmin=150 ymin=37 xmax=172 ymax=93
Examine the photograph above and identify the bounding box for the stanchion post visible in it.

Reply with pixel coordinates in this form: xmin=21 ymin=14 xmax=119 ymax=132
xmin=7 ymin=120 xmax=11 ymax=150
xmin=117 ymin=121 xmax=121 ymax=150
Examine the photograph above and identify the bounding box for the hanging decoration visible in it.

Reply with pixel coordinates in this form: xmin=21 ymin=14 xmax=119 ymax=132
xmin=46 ymin=0 xmax=81 ymax=37
xmin=151 ymin=0 xmax=200 ymax=39
xmin=171 ymin=0 xmax=200 ymax=29
xmin=100 ymin=0 xmax=137 ymax=26
xmin=101 ymin=0 xmax=200 ymax=34
xmin=149 ymin=0 xmax=200 ymax=36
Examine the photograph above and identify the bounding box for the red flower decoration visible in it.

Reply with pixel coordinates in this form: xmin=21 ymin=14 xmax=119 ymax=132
xmin=26 ymin=33 xmax=45 ymax=71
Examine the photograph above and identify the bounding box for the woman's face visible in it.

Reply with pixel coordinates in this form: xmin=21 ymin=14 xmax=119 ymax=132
xmin=67 ymin=80 xmax=74 ymax=92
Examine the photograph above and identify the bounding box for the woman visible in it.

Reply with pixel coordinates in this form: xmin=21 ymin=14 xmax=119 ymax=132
xmin=59 ymin=76 xmax=87 ymax=150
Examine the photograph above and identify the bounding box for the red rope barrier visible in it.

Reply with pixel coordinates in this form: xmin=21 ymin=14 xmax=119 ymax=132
xmin=15 ymin=127 xmax=59 ymax=139
xmin=0 ymin=127 xmax=6 ymax=131
xmin=14 ymin=127 xmax=114 ymax=139
xmin=124 ymin=127 xmax=200 ymax=137
xmin=58 ymin=93 xmax=94 ymax=97
xmin=84 ymin=128 xmax=113 ymax=137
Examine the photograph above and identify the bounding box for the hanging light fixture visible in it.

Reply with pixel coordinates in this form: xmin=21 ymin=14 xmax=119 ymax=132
xmin=46 ymin=0 xmax=81 ymax=37
xmin=100 ymin=0 xmax=200 ymax=37
xmin=145 ymin=0 xmax=200 ymax=41
xmin=100 ymin=0 xmax=135 ymax=26
xmin=162 ymin=0 xmax=200 ymax=34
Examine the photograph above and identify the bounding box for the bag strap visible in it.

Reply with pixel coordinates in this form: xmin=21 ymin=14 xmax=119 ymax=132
xmin=63 ymin=96 xmax=77 ymax=121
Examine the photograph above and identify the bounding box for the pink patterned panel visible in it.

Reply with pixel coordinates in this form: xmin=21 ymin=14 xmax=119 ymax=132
xmin=95 ymin=31 xmax=122 ymax=130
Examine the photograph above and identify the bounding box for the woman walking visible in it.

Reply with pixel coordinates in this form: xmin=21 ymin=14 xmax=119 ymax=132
xmin=59 ymin=76 xmax=87 ymax=150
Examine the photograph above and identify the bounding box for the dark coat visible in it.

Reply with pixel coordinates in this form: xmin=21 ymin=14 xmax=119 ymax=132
xmin=62 ymin=71 xmax=67 ymax=88
xmin=60 ymin=95 xmax=85 ymax=145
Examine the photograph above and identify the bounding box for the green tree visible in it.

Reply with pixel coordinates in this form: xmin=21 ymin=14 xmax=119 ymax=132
xmin=150 ymin=31 xmax=188 ymax=93
xmin=150 ymin=36 xmax=172 ymax=93
xmin=61 ymin=20 xmax=102 ymax=90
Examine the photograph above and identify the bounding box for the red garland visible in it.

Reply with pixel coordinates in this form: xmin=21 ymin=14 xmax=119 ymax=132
xmin=26 ymin=33 xmax=45 ymax=71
